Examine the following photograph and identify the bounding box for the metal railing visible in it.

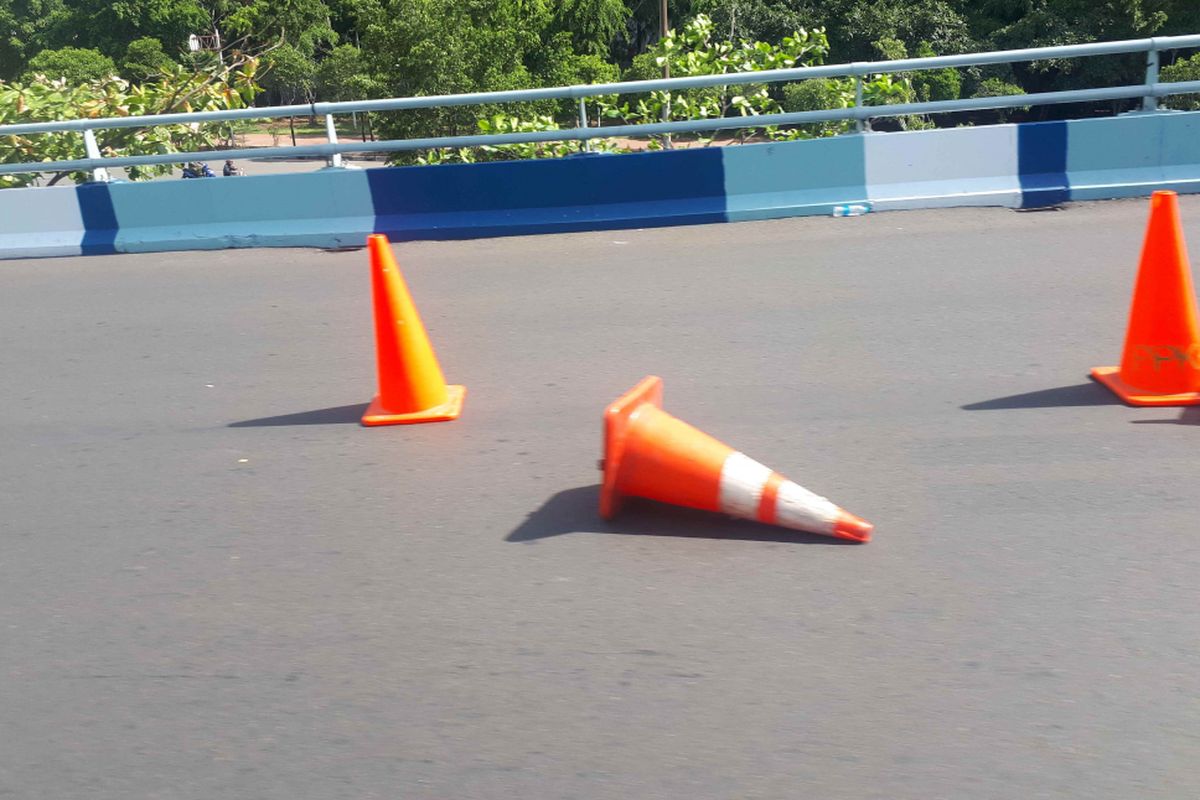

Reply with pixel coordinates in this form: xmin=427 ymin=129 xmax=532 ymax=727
xmin=4 ymin=34 xmax=1200 ymax=182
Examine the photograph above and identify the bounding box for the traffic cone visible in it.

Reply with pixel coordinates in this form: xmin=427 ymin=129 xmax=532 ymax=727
xmin=1091 ymin=190 xmax=1200 ymax=406
xmin=361 ymin=234 xmax=465 ymax=425
xmin=599 ymin=376 xmax=873 ymax=542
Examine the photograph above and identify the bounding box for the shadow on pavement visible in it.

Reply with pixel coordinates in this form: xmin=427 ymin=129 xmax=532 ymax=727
xmin=961 ymin=382 xmax=1122 ymax=410
xmin=229 ymin=403 xmax=368 ymax=427
xmin=506 ymin=485 xmax=857 ymax=545
xmin=1129 ymin=407 xmax=1200 ymax=426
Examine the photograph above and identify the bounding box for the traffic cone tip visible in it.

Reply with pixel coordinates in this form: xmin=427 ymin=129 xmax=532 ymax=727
xmin=833 ymin=510 xmax=873 ymax=542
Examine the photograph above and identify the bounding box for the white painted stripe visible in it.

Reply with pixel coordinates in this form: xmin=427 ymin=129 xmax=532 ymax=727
xmin=865 ymin=126 xmax=1021 ymax=210
xmin=718 ymin=452 xmax=772 ymax=519
xmin=774 ymin=480 xmax=839 ymax=535
xmin=0 ymin=184 xmax=85 ymax=258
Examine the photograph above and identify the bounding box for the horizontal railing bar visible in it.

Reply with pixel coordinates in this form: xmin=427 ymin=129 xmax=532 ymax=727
xmin=4 ymin=34 xmax=1200 ymax=137
xmin=5 ymin=80 xmax=1200 ymax=177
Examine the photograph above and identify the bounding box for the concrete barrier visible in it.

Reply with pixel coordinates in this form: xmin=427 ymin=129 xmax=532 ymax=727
xmin=5 ymin=110 xmax=1200 ymax=259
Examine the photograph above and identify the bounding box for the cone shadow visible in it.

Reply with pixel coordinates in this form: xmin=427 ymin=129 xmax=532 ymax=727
xmin=1129 ymin=407 xmax=1200 ymax=426
xmin=228 ymin=403 xmax=369 ymax=427
xmin=961 ymin=382 xmax=1122 ymax=410
xmin=506 ymin=485 xmax=858 ymax=545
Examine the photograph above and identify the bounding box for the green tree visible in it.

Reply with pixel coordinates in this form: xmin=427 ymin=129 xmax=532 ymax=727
xmin=0 ymin=0 xmax=68 ymax=80
xmin=315 ymin=43 xmax=367 ymax=101
xmin=911 ymin=40 xmax=960 ymax=102
xmin=550 ymin=0 xmax=630 ymax=57
xmin=42 ymin=0 xmax=337 ymax=69
xmin=22 ymin=46 xmax=116 ymax=83
xmin=823 ymin=0 xmax=974 ymax=63
xmin=263 ymin=42 xmax=316 ymax=103
xmin=364 ymin=0 xmax=567 ymax=141
xmin=970 ymin=0 xmax=1166 ymax=98
xmin=690 ymin=0 xmax=813 ymax=46
xmin=326 ymin=0 xmax=384 ymax=46
xmin=37 ymin=0 xmax=204 ymax=62
xmin=615 ymin=14 xmax=839 ymax=145
xmin=122 ymin=37 xmax=176 ymax=81
xmin=1160 ymin=51 xmax=1200 ymax=110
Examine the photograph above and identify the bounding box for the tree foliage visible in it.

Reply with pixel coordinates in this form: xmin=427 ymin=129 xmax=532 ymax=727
xmin=122 ymin=37 xmax=176 ymax=81
xmin=616 ymin=14 xmax=834 ymax=146
xmin=6 ymin=0 xmax=1200 ymax=178
xmin=1 ymin=57 xmax=260 ymax=187
xmin=23 ymin=46 xmax=116 ymax=84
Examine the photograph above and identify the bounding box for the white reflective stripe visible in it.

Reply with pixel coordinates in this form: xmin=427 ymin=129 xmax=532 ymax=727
xmin=718 ymin=451 xmax=773 ymax=519
xmin=775 ymin=480 xmax=839 ymax=534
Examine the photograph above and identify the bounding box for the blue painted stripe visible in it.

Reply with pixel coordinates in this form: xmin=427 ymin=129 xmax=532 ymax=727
xmin=1017 ymin=120 xmax=1069 ymax=208
xmin=76 ymin=183 xmax=118 ymax=255
xmin=367 ymin=149 xmax=726 ymax=239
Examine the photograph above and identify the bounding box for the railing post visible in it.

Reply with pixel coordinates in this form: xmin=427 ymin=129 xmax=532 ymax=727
xmin=81 ymin=128 xmax=110 ymax=183
xmin=854 ymin=75 xmax=864 ymax=132
xmin=578 ymin=97 xmax=592 ymax=152
xmin=1143 ymin=45 xmax=1160 ymax=111
xmin=324 ymin=114 xmax=343 ymax=168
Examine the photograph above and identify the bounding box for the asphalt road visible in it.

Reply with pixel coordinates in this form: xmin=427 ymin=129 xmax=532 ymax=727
xmin=2 ymin=198 xmax=1198 ymax=799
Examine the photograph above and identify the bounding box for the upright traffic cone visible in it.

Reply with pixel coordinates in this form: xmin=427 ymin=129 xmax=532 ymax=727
xmin=362 ymin=234 xmax=465 ymax=425
xmin=1091 ymin=191 xmax=1200 ymax=406
xmin=599 ymin=376 xmax=873 ymax=542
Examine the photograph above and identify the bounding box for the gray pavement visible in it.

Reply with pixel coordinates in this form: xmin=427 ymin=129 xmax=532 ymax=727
xmin=1 ymin=199 xmax=1199 ymax=799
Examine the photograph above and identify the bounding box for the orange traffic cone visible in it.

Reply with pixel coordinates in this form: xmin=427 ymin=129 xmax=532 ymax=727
xmin=599 ymin=376 xmax=873 ymax=542
xmin=1091 ymin=190 xmax=1200 ymax=406
xmin=361 ymin=234 xmax=465 ymax=425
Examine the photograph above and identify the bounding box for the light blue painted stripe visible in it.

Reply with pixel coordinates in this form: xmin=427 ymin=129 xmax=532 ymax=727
xmin=721 ymin=136 xmax=866 ymax=221
xmin=865 ymin=125 xmax=1021 ymax=210
xmin=1066 ymin=112 xmax=1200 ymax=201
xmin=0 ymin=184 xmax=84 ymax=258
xmin=108 ymin=170 xmax=376 ymax=253
xmin=1158 ymin=111 xmax=1200 ymax=190
xmin=1066 ymin=114 xmax=1165 ymax=201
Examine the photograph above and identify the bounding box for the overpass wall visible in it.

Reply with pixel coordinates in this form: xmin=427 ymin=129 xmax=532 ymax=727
xmin=4 ymin=110 xmax=1200 ymax=259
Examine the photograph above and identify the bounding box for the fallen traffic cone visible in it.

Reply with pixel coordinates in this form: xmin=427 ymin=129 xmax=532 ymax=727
xmin=1091 ymin=190 xmax=1200 ymax=406
xmin=362 ymin=234 xmax=465 ymax=425
xmin=599 ymin=376 xmax=872 ymax=542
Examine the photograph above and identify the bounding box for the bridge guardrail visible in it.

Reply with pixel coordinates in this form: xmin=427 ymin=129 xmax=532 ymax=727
xmin=3 ymin=34 xmax=1200 ymax=182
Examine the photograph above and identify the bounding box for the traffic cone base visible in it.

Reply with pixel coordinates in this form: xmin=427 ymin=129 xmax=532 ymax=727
xmin=600 ymin=374 xmax=663 ymax=519
xmin=363 ymin=384 xmax=466 ymax=426
xmin=1089 ymin=366 xmax=1200 ymax=407
xmin=600 ymin=376 xmax=872 ymax=542
xmin=1091 ymin=191 xmax=1200 ymax=405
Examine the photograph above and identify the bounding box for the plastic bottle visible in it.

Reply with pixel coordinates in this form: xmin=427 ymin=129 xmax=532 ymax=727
xmin=832 ymin=203 xmax=872 ymax=217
